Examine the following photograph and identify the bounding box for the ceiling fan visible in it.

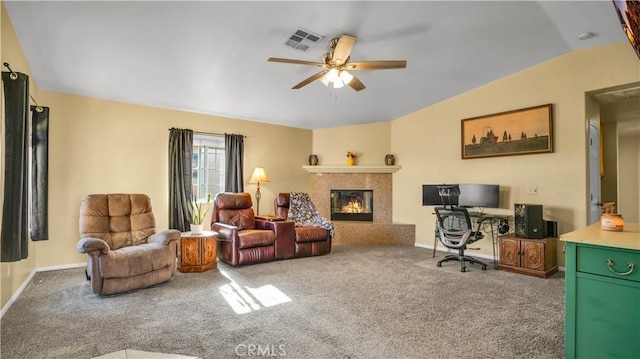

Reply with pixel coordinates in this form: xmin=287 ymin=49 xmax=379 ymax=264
xmin=268 ymin=34 xmax=407 ymax=91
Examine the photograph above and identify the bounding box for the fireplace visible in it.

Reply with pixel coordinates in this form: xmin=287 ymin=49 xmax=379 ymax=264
xmin=330 ymin=190 xmax=373 ymax=221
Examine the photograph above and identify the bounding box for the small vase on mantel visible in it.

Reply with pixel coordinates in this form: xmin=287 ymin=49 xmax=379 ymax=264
xmin=308 ymin=154 xmax=319 ymax=166
xmin=385 ymin=154 xmax=395 ymax=166
xmin=347 ymin=158 xmax=355 ymax=166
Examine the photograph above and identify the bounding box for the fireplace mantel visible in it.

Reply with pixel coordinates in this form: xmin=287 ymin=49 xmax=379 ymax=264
xmin=302 ymin=165 xmax=401 ymax=174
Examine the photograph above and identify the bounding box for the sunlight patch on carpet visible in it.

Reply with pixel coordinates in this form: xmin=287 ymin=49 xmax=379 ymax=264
xmin=218 ymin=270 xmax=292 ymax=314
xmin=247 ymin=284 xmax=292 ymax=307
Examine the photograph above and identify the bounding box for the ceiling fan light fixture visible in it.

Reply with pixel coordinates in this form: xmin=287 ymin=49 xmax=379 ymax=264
xmin=327 ymin=68 xmax=340 ymax=83
xmin=339 ymin=70 xmax=353 ymax=85
xmin=268 ymin=33 xmax=406 ymax=92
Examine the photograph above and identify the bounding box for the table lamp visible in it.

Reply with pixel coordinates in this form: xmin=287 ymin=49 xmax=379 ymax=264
xmin=249 ymin=167 xmax=270 ymax=215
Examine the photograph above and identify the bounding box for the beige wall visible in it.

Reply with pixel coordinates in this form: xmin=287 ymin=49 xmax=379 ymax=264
xmin=391 ymin=42 xmax=639 ymax=267
xmin=312 ymin=121 xmax=392 ymax=166
xmin=618 ymin=133 xmax=640 ymax=222
xmin=34 ymin=90 xmax=312 ymax=271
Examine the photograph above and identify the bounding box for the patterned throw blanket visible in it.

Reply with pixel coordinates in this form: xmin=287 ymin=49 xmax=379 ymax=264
xmin=287 ymin=192 xmax=335 ymax=238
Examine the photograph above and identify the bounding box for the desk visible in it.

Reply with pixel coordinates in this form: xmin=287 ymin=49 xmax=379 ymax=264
xmin=433 ymin=211 xmax=510 ymax=269
xmin=476 ymin=213 xmax=511 ymax=268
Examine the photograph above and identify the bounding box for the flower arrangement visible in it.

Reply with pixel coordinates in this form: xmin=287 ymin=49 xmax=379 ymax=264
xmin=346 ymin=151 xmax=357 ymax=159
xmin=188 ymin=193 xmax=211 ymax=225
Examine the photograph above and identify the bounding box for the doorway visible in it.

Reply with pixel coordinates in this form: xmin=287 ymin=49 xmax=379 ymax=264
xmin=588 ymin=121 xmax=600 ymax=225
xmin=587 ymin=83 xmax=640 ymax=224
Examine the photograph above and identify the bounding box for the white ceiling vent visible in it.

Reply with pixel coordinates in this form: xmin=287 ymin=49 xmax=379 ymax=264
xmin=283 ymin=28 xmax=323 ymax=52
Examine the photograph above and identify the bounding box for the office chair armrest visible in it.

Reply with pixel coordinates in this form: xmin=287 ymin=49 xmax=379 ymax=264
xmin=468 ymin=231 xmax=484 ymax=243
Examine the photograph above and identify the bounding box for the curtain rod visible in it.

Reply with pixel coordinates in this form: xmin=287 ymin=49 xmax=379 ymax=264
xmin=3 ymin=62 xmax=44 ymax=112
xmin=170 ymin=128 xmax=246 ymax=138
xmin=195 ymin=131 xmax=246 ymax=138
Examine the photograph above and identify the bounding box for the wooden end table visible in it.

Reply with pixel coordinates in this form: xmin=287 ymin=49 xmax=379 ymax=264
xmin=179 ymin=231 xmax=218 ymax=273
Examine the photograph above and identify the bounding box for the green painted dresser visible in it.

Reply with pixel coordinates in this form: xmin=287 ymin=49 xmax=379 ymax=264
xmin=561 ymin=223 xmax=640 ymax=359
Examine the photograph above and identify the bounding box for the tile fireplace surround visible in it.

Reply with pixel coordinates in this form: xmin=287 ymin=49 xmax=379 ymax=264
xmin=303 ymin=166 xmax=415 ymax=245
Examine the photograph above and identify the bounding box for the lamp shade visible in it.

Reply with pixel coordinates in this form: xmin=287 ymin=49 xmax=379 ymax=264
xmin=249 ymin=167 xmax=270 ymax=184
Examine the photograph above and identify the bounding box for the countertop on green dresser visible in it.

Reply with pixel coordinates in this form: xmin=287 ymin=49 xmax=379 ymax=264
xmin=560 ymin=222 xmax=639 ymax=250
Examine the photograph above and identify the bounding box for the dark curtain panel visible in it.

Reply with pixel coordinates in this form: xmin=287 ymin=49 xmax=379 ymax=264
xmin=31 ymin=106 xmax=49 ymax=241
xmin=1 ymin=72 xmax=29 ymax=262
xmin=225 ymin=133 xmax=244 ymax=193
xmin=168 ymin=128 xmax=193 ymax=232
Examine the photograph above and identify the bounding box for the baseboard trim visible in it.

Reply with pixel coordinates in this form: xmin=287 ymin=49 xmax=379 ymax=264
xmin=0 ymin=270 xmax=36 ymax=320
xmin=1 ymin=262 xmax=86 ymax=320
xmin=36 ymin=262 xmax=86 ymax=272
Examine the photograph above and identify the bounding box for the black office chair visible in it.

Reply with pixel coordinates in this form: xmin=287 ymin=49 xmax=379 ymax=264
xmin=434 ymin=186 xmax=487 ymax=272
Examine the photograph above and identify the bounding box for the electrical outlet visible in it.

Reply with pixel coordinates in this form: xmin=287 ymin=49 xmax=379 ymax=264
xmin=526 ymin=185 xmax=538 ymax=195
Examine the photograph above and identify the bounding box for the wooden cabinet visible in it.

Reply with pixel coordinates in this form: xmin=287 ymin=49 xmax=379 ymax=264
xmin=562 ymin=224 xmax=640 ymax=359
xmin=179 ymin=231 xmax=218 ymax=273
xmin=498 ymin=234 xmax=557 ymax=278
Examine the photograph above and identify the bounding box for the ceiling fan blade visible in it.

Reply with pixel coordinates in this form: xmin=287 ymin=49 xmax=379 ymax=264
xmin=332 ymin=34 xmax=356 ymax=66
xmin=292 ymin=71 xmax=328 ymax=89
xmin=268 ymin=58 xmax=326 ymax=67
xmin=348 ymin=75 xmax=366 ymax=92
xmin=347 ymin=60 xmax=407 ymax=70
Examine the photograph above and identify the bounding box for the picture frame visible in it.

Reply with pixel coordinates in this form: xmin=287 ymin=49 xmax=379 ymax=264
xmin=461 ymin=104 xmax=553 ymax=159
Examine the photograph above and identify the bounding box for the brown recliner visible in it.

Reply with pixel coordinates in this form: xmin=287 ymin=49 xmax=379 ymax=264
xmin=76 ymin=194 xmax=180 ymax=295
xmin=275 ymin=193 xmax=331 ymax=257
xmin=211 ymin=192 xmax=276 ymax=267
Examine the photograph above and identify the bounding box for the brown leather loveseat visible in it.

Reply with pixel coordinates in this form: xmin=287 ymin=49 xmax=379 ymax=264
xmin=275 ymin=193 xmax=332 ymax=258
xmin=76 ymin=194 xmax=180 ymax=295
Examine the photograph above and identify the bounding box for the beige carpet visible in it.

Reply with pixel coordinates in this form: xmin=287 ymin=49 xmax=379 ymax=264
xmin=1 ymin=245 xmax=565 ymax=359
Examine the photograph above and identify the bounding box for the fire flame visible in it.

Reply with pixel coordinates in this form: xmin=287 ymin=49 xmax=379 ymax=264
xmin=341 ymin=198 xmax=365 ymax=213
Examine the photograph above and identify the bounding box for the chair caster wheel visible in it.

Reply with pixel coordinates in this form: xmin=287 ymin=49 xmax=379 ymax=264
xmin=437 ymin=263 xmax=442 ymax=267
xmin=482 ymin=266 xmax=487 ymax=270
xmin=461 ymin=267 xmax=466 ymax=272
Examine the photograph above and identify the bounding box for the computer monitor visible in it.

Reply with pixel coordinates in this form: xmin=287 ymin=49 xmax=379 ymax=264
xmin=422 ymin=184 xmax=459 ymax=206
xmin=458 ymin=184 xmax=500 ymax=208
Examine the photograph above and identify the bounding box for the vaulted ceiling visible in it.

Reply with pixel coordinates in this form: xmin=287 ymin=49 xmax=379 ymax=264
xmin=4 ymin=1 xmax=629 ymax=129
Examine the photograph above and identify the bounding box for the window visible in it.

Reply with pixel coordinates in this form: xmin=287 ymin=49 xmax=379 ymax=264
xmin=192 ymin=134 xmax=225 ymax=201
